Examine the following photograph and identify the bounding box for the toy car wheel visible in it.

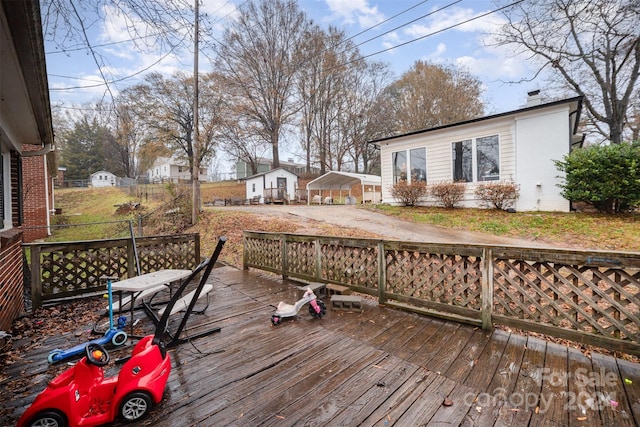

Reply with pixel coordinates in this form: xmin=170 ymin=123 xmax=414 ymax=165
xmin=47 ymin=350 xmax=63 ymax=364
xmin=27 ymin=410 xmax=67 ymax=427
xmin=271 ymin=315 xmax=281 ymax=326
xmin=119 ymin=391 xmax=152 ymax=422
xmin=309 ymin=300 xmax=327 ymax=318
xmin=111 ymin=330 xmax=128 ymax=346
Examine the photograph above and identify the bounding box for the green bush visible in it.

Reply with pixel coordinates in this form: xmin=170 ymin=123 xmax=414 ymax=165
xmin=555 ymin=142 xmax=640 ymax=213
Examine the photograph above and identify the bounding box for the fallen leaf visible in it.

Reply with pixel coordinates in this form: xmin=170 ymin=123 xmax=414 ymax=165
xmin=443 ymin=397 xmax=453 ymax=406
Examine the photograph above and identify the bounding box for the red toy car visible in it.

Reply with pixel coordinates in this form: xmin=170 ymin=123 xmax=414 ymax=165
xmin=17 ymin=337 xmax=171 ymax=427
xmin=17 ymin=237 xmax=227 ymax=427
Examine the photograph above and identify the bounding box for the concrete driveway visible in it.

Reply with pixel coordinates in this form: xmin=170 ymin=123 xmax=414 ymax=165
xmin=218 ymin=204 xmax=550 ymax=248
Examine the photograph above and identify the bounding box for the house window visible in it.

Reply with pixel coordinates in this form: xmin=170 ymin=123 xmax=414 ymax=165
xmin=452 ymin=136 xmax=499 ymax=182
xmin=252 ymin=183 xmax=256 ymax=192
xmin=476 ymin=135 xmax=500 ymax=181
xmin=392 ymin=151 xmax=407 ymax=183
xmin=410 ymin=148 xmax=427 ymax=183
xmin=452 ymin=140 xmax=473 ymax=182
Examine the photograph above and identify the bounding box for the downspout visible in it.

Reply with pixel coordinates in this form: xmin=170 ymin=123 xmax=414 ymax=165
xmin=44 ymin=156 xmax=51 ymax=235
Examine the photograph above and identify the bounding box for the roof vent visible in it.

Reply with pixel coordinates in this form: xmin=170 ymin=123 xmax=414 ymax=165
xmin=526 ymin=90 xmax=541 ymax=106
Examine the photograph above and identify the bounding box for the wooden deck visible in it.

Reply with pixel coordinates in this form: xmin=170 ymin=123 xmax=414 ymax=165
xmin=6 ymin=266 xmax=640 ymax=426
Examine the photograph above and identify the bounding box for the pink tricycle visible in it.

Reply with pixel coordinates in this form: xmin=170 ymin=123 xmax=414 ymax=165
xmin=271 ymin=287 xmax=327 ymax=325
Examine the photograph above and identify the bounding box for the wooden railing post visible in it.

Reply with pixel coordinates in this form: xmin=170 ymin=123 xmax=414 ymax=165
xmin=377 ymin=241 xmax=386 ymax=304
xmin=481 ymin=247 xmax=494 ymax=331
xmin=30 ymin=244 xmax=42 ymax=309
xmin=242 ymin=234 xmax=248 ymax=270
xmin=281 ymin=234 xmax=288 ymax=279
xmin=194 ymin=234 xmax=201 ymax=266
xmin=315 ymin=237 xmax=322 ymax=281
xmin=126 ymin=239 xmax=136 ymax=278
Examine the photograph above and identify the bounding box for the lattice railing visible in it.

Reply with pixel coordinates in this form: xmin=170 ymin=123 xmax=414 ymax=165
xmin=243 ymin=231 xmax=640 ymax=354
xmin=243 ymin=234 xmax=282 ymax=274
xmin=492 ymin=248 xmax=640 ymax=350
xmin=385 ymin=249 xmax=483 ymax=317
xmin=24 ymin=233 xmax=199 ymax=308
xmin=286 ymin=239 xmax=316 ymax=278
xmin=321 ymin=243 xmax=378 ymax=290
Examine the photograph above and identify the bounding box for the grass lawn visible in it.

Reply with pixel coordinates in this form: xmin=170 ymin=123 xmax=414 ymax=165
xmin=366 ymin=205 xmax=639 ymax=252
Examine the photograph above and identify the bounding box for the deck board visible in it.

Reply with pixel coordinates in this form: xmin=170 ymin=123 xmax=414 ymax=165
xmin=3 ymin=265 xmax=640 ymax=427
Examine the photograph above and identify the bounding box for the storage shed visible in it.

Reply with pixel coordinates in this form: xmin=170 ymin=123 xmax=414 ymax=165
xmin=305 ymin=171 xmax=381 ymax=205
xmin=245 ymin=167 xmax=298 ymax=204
xmin=90 ymin=171 xmax=117 ymax=187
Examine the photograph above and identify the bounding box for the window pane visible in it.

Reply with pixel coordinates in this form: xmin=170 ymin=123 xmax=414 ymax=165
xmin=410 ymin=148 xmax=427 ymax=183
xmin=392 ymin=151 xmax=407 ymax=183
xmin=452 ymin=140 xmax=472 ymax=182
xmin=477 ymin=135 xmax=499 ymax=181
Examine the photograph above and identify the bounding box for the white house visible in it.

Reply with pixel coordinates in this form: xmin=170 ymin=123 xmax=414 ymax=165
xmin=90 ymin=171 xmax=117 ymax=187
xmin=148 ymin=156 xmax=208 ymax=183
xmin=370 ymin=92 xmax=584 ymax=212
xmin=244 ymin=168 xmax=298 ymax=204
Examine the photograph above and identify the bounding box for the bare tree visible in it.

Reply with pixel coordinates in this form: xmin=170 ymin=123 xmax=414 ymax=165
xmin=342 ymin=60 xmax=392 ymax=174
xmin=41 ymin=0 xmax=200 ymax=107
xmin=114 ymin=100 xmax=145 ymax=178
xmin=123 ymin=72 xmax=222 ymax=181
xmin=493 ymin=0 xmax=639 ymax=144
xmin=214 ymin=0 xmax=310 ymax=169
xmin=380 ymin=61 xmax=485 ymax=134
xmin=296 ymin=25 xmax=350 ymax=174
xmin=219 ymin=109 xmax=271 ymax=177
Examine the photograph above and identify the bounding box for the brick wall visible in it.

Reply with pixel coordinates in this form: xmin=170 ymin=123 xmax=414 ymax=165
xmin=0 ymin=229 xmax=24 ymax=331
xmin=21 ymin=148 xmax=50 ymax=243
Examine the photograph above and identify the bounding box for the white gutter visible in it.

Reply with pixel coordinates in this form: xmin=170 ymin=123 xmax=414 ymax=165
xmin=20 ymin=141 xmax=54 ymax=157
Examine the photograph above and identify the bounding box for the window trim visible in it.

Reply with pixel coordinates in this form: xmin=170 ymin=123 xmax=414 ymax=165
xmin=392 ymin=148 xmax=427 ymax=184
xmin=451 ymin=134 xmax=500 ymax=183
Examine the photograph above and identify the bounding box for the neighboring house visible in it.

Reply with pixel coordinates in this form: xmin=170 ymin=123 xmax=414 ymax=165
xmin=90 ymin=170 xmax=117 ymax=187
xmin=370 ymin=92 xmax=584 ymax=212
xmin=148 ymin=156 xmax=208 ymax=183
xmin=236 ymin=157 xmax=320 ymax=179
xmin=1 ymin=0 xmax=55 ymax=329
xmin=244 ymin=168 xmax=299 ymax=203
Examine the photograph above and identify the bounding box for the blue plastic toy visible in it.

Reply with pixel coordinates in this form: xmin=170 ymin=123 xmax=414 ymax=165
xmin=47 ymin=277 xmax=128 ymax=364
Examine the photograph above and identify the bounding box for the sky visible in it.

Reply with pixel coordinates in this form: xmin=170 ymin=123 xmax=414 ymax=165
xmin=42 ymin=0 xmax=545 ymax=172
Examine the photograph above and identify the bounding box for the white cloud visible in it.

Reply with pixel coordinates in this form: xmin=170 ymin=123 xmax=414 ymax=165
xmin=324 ymin=0 xmax=384 ymax=28
xmin=404 ymin=6 xmax=506 ymax=39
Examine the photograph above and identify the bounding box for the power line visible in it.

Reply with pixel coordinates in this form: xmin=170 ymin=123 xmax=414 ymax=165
xmin=345 ymin=0 xmax=435 ymax=45
xmin=334 ymin=0 xmax=525 ymax=73
xmin=48 ymin=35 xmax=187 ymax=91
xmin=353 ymin=0 xmax=462 ymax=50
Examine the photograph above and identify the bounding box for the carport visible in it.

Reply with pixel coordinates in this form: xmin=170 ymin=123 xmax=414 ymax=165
xmin=305 ymin=171 xmax=381 ymax=205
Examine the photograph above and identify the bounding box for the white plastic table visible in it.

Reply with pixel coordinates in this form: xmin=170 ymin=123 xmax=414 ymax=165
xmin=112 ymin=269 xmax=192 ymax=333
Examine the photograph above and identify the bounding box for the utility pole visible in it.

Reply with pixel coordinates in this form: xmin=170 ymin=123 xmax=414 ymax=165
xmin=191 ymin=0 xmax=200 ymax=225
